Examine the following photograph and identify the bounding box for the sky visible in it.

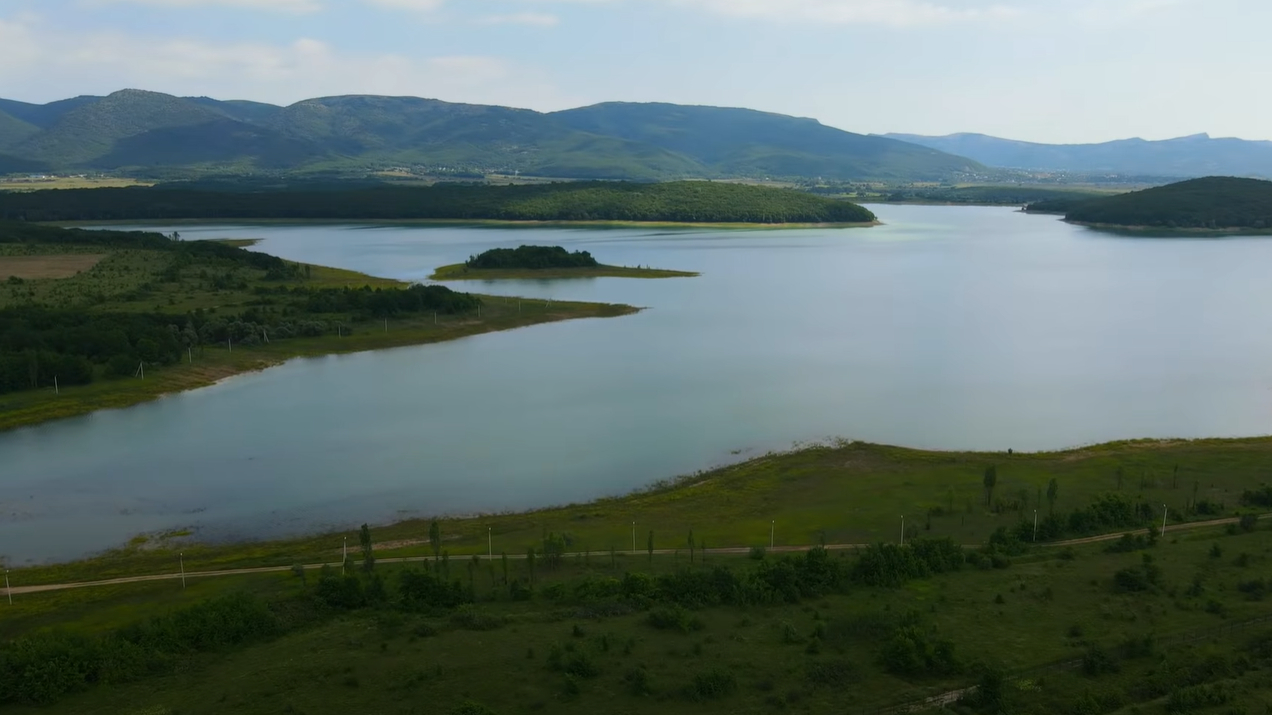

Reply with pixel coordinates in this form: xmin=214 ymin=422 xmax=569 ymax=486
xmin=0 ymin=0 xmax=1268 ymax=143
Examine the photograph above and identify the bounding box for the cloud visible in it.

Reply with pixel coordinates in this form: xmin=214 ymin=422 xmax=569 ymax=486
xmin=361 ymin=0 xmax=446 ymax=11
xmin=477 ymin=12 xmax=560 ymax=26
xmin=82 ymin=0 xmax=321 ymax=12
xmin=0 ymin=14 xmax=575 ymax=109
xmin=667 ymin=0 xmax=1020 ymax=26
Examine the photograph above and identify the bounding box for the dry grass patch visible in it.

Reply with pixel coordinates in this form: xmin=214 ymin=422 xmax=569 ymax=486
xmin=0 ymin=254 xmax=107 ymax=279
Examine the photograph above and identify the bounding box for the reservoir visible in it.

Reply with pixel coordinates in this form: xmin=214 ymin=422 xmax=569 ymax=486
xmin=4 ymin=204 xmax=1272 ymax=562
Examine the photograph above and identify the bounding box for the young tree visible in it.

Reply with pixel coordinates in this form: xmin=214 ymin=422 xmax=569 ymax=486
xmin=359 ymin=523 xmax=375 ymax=572
xmin=429 ymin=519 xmax=442 ymax=565
xmin=647 ymin=530 xmax=654 ymax=565
xmin=1046 ymin=478 xmax=1059 ymax=515
xmin=983 ymin=466 xmax=998 ymax=507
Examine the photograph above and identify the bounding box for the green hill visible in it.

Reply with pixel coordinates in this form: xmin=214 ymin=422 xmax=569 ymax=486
xmin=1061 ymin=176 xmax=1272 ymax=230
xmin=0 ymin=91 xmax=982 ymax=182
xmin=0 ymin=181 xmax=876 ymax=225
xmin=553 ymin=102 xmax=984 ymax=181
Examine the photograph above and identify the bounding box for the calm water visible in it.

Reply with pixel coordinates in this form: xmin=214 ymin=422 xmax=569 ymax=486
xmin=5 ymin=205 xmax=1272 ymax=563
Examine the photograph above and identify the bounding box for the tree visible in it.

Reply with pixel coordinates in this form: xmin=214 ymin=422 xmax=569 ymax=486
xmin=647 ymin=530 xmax=654 ymax=565
xmin=1046 ymin=478 xmax=1059 ymax=515
xmin=359 ymin=523 xmax=375 ymax=572
xmin=429 ymin=519 xmax=442 ymax=564
xmin=983 ymin=466 xmax=998 ymax=507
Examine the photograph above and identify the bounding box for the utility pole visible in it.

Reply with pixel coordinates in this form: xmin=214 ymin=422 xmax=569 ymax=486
xmin=1161 ymin=504 xmax=1169 ymax=537
xmin=488 ymin=527 xmax=492 ymax=559
xmin=343 ymin=537 xmax=347 ymax=572
xmin=631 ymin=521 xmax=636 ymax=554
xmin=900 ymin=516 xmax=905 ymax=546
xmin=54 ymin=376 xmax=58 ymax=395
xmin=1033 ymin=509 xmax=1038 ymax=542
xmin=4 ymin=570 xmax=10 ymax=605
xmin=179 ymin=553 xmax=186 ymax=589
xmin=770 ymin=520 xmax=775 ymax=548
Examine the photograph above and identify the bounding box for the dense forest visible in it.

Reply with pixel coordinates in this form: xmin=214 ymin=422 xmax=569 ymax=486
xmin=0 ymin=222 xmax=480 ymax=395
xmin=1040 ymin=177 xmax=1272 ymax=229
xmin=0 ymin=181 xmax=877 ymax=225
xmin=466 ymin=246 xmax=599 ymax=270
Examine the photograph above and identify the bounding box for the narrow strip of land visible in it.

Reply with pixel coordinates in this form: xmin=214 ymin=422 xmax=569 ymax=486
xmin=8 ymin=513 xmax=1264 ymax=597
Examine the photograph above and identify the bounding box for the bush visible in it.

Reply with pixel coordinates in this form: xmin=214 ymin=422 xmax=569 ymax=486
xmin=686 ymin=668 xmax=737 ymax=700
xmin=449 ymin=606 xmax=506 ymax=631
xmin=1238 ymin=513 xmax=1259 ymax=533
xmin=398 ymin=569 xmax=471 ymax=610
xmin=1165 ymin=683 xmax=1231 ymax=713
xmin=1082 ymin=644 xmax=1119 ymax=676
xmin=749 ymin=546 xmax=767 ymax=561
xmin=314 ymin=568 xmax=367 ymax=610
xmin=806 ymin=659 xmax=857 ymax=687
xmin=624 ymin=667 xmax=653 ymax=696
xmin=878 ymin=625 xmax=960 ymax=676
xmin=646 ymin=606 xmax=702 ymax=634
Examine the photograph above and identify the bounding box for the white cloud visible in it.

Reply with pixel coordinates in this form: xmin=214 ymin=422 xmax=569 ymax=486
xmin=478 ymin=12 xmax=560 ymax=26
xmin=0 ymin=14 xmax=576 ymax=109
xmin=667 ymin=0 xmax=1020 ymax=26
xmin=82 ymin=0 xmax=321 ymax=12
xmin=361 ymin=0 xmax=446 ymax=11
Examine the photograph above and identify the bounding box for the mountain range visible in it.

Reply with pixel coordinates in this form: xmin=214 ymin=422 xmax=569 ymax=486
xmin=880 ymin=132 xmax=1272 ymax=179
xmin=0 ymin=90 xmax=982 ymax=182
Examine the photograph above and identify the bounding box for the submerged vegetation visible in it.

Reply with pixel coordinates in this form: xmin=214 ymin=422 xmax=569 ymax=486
xmin=0 ymin=181 xmax=878 ymax=225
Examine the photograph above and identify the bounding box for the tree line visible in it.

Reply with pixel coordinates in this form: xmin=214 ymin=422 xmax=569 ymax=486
xmin=466 ymin=246 xmax=599 ymax=270
xmin=0 ymin=181 xmax=877 ymax=225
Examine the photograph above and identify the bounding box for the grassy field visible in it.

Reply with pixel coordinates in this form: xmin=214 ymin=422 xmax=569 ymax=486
xmin=430 ymin=263 xmax=700 ymax=280
xmin=9 ymin=437 xmax=1272 ymax=586
xmin=6 ymin=518 xmax=1272 ymax=715
xmin=0 ymin=177 xmax=149 ymax=192
xmin=0 ymin=237 xmax=637 ymax=432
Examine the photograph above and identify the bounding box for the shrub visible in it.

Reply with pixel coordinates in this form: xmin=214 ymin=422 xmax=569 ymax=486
xmin=1165 ymin=683 xmax=1231 ymax=713
xmin=449 ymin=606 xmax=506 ymax=631
xmin=647 ymin=606 xmax=701 ymax=634
xmin=687 ymin=668 xmax=737 ymax=700
xmin=1238 ymin=513 xmax=1259 ymax=533
xmin=1237 ymin=579 xmax=1267 ymax=601
xmin=878 ymin=626 xmax=959 ymax=676
xmin=624 ymin=667 xmax=653 ymax=696
xmin=1082 ymin=644 xmax=1119 ymax=676
xmin=398 ymin=569 xmax=471 ymax=610
xmin=749 ymin=546 xmax=767 ymax=561
xmin=450 ymin=702 xmax=499 ymax=715
xmin=806 ymin=659 xmax=857 ymax=687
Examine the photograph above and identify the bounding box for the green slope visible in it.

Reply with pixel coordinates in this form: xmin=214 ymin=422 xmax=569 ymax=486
xmin=0 ymin=91 xmax=983 ymax=182
xmin=13 ymin=90 xmax=227 ymax=166
xmin=553 ymin=102 xmax=983 ymax=181
xmin=1062 ymin=176 xmax=1272 ymax=229
xmin=0 ymin=111 xmax=38 ymax=153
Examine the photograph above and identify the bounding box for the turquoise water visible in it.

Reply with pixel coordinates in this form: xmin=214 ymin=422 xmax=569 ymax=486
xmin=4 ymin=205 xmax=1272 ymax=563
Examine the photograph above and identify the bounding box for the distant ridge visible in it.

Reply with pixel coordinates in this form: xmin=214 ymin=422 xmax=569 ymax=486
xmin=880 ymin=131 xmax=1272 ymax=179
xmin=0 ymin=89 xmax=983 ymax=182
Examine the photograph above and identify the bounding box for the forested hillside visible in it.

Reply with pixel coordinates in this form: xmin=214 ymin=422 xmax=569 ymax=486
xmin=0 ymin=181 xmax=877 ymax=224
xmin=1058 ymin=177 xmax=1272 ymax=229
xmin=0 ymin=90 xmax=982 ymax=182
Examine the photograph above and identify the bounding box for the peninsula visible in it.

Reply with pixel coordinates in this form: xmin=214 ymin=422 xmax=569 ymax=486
xmin=1028 ymin=176 xmax=1272 ymax=232
xmin=430 ymin=245 xmax=698 ymax=280
xmin=0 ymin=222 xmax=636 ymax=431
xmin=0 ymin=180 xmax=879 ymax=226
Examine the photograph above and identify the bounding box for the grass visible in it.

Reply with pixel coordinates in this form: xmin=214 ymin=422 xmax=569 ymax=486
xmin=0 ymin=177 xmax=150 ymax=192
xmin=430 ymin=263 xmax=700 ymax=281
xmin=10 ymin=522 xmax=1272 ymax=714
xmin=0 ymin=253 xmax=106 ymax=279
xmin=8 ymin=436 xmax=1272 ymax=586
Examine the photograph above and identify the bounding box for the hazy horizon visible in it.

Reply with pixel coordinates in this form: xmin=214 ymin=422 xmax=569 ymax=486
xmin=2 ymin=0 xmax=1270 ymax=144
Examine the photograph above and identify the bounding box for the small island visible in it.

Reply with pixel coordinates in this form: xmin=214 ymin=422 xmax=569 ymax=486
xmin=431 ymin=245 xmax=699 ymax=280
xmin=1028 ymin=176 xmax=1272 ymax=232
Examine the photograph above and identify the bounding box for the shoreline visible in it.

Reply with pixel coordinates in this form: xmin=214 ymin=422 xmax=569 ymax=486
xmin=0 ymin=296 xmax=640 ymax=435
xmin=50 ymin=218 xmax=883 ymax=230
xmin=8 ymin=433 xmax=1272 ymax=577
xmin=1068 ymin=220 xmax=1272 ymax=235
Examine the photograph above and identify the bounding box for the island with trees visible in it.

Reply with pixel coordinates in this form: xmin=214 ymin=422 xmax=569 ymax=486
xmin=431 ymin=245 xmax=699 ymax=280
xmin=1027 ymin=176 xmax=1272 ymax=231
xmin=0 ymin=222 xmax=635 ymax=431
xmin=0 ymin=180 xmax=879 ymax=227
